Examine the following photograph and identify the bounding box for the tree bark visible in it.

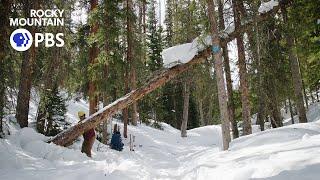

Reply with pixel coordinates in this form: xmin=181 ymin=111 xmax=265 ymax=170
xmin=127 ymin=0 xmax=139 ymax=126
xmin=123 ymin=69 xmax=129 ymax=138
xmin=316 ymin=86 xmax=319 ymax=102
xmin=218 ymin=0 xmax=238 ymax=139
xmin=288 ymin=97 xmax=295 ymax=124
xmin=0 ymin=0 xmax=11 ymax=134
xmin=255 ymin=21 xmax=266 ymax=131
xmin=207 ymin=0 xmax=231 ymax=150
xmin=298 ymin=57 xmax=309 ymax=109
xmin=88 ymin=0 xmax=99 ymax=115
xmin=16 ymin=0 xmax=38 ymax=128
xmin=232 ymin=0 xmax=252 ymax=135
xmin=198 ymin=99 xmax=205 ymax=126
xmin=280 ymin=5 xmax=307 ymax=123
xmin=181 ymin=81 xmax=190 ymax=137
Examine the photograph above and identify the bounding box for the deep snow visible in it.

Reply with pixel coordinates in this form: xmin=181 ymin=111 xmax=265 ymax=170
xmin=1 ymin=97 xmax=320 ymax=179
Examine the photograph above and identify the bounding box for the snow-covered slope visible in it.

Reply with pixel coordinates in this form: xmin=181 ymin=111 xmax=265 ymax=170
xmin=1 ymin=101 xmax=320 ymax=180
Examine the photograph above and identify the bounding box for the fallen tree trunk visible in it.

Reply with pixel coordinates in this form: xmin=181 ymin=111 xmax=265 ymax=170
xmin=49 ymin=1 xmax=287 ymax=147
xmin=49 ymin=49 xmax=210 ymax=146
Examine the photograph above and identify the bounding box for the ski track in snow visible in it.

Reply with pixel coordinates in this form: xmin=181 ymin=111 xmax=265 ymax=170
xmin=1 ymin=98 xmax=320 ymax=180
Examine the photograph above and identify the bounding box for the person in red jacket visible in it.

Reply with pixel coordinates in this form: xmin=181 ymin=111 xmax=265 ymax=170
xmin=78 ymin=111 xmax=95 ymax=157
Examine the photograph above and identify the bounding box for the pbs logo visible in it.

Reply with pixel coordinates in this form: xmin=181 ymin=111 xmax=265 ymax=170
xmin=10 ymin=28 xmax=65 ymax=52
xmin=10 ymin=28 xmax=33 ymax=52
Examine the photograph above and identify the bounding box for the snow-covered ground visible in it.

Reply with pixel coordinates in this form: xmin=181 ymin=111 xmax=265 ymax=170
xmin=1 ymin=97 xmax=320 ymax=179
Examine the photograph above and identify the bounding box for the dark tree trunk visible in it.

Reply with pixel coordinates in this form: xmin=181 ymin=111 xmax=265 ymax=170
xmin=298 ymin=58 xmax=309 ymax=109
xmin=198 ymin=99 xmax=205 ymax=126
xmin=181 ymin=81 xmax=190 ymax=137
xmin=88 ymin=0 xmax=99 ymax=115
xmin=267 ymin=78 xmax=283 ymax=128
xmin=218 ymin=0 xmax=239 ymax=139
xmin=232 ymin=0 xmax=252 ymax=135
xmin=256 ymin=23 xmax=266 ymax=131
xmin=288 ymin=97 xmax=295 ymax=124
xmin=16 ymin=51 xmax=33 ymax=128
xmin=123 ymin=69 xmax=129 ymax=138
xmin=0 ymin=0 xmax=11 ymax=134
xmin=173 ymin=88 xmax=178 ymax=127
xmin=281 ymin=5 xmax=307 ymax=123
xmin=127 ymin=0 xmax=138 ymax=126
xmin=16 ymin=0 xmax=38 ymax=128
xmin=257 ymin=95 xmax=266 ymax=131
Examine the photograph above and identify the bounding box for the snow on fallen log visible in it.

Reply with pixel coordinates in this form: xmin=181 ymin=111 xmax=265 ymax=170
xmin=258 ymin=0 xmax=279 ymax=13
xmin=162 ymin=27 xmax=234 ymax=68
xmin=162 ymin=35 xmax=212 ymax=68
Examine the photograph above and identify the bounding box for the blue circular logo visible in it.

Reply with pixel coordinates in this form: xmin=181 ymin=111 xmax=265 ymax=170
xmin=10 ymin=28 xmax=33 ymax=51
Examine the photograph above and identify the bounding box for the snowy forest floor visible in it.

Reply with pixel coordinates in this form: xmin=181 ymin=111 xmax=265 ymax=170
xmin=1 ymin=95 xmax=320 ymax=180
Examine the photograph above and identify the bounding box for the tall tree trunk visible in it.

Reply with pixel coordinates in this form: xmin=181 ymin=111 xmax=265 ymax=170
xmin=16 ymin=0 xmax=37 ymax=128
xmin=297 ymin=56 xmax=309 ymax=109
xmin=218 ymin=0 xmax=238 ymax=139
xmin=123 ymin=69 xmax=129 ymax=138
xmin=173 ymin=87 xmax=178 ymax=127
xmin=127 ymin=0 xmax=138 ymax=126
xmin=256 ymin=21 xmax=265 ymax=131
xmin=88 ymin=0 xmax=99 ymax=115
xmin=267 ymin=77 xmax=283 ymax=128
xmin=288 ymin=97 xmax=295 ymax=124
xmin=205 ymin=101 xmax=213 ymax=125
xmin=316 ymin=87 xmax=319 ymax=102
xmin=198 ymin=99 xmax=205 ymax=126
xmin=233 ymin=0 xmax=252 ymax=135
xmin=280 ymin=5 xmax=307 ymax=123
xmin=269 ymin=100 xmax=283 ymax=128
xmin=257 ymin=94 xmax=266 ymax=131
xmin=0 ymin=0 xmax=11 ymax=134
xmin=207 ymin=0 xmax=231 ymax=150
xmin=181 ymin=81 xmax=190 ymax=137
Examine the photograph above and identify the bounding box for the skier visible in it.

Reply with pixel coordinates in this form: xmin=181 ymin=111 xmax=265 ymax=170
xmin=110 ymin=124 xmax=124 ymax=151
xmin=78 ymin=111 xmax=95 ymax=157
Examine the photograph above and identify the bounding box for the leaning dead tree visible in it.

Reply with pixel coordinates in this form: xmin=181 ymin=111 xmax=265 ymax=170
xmin=49 ymin=2 xmax=287 ymax=147
xmin=49 ymin=49 xmax=210 ymax=146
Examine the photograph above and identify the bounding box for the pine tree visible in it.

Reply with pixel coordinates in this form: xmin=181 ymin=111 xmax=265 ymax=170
xmin=147 ymin=0 xmax=163 ymax=71
xmin=37 ymin=84 xmax=68 ymax=136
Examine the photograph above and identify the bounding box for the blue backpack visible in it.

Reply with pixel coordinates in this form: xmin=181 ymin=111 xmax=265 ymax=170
xmin=110 ymin=132 xmax=124 ymax=151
